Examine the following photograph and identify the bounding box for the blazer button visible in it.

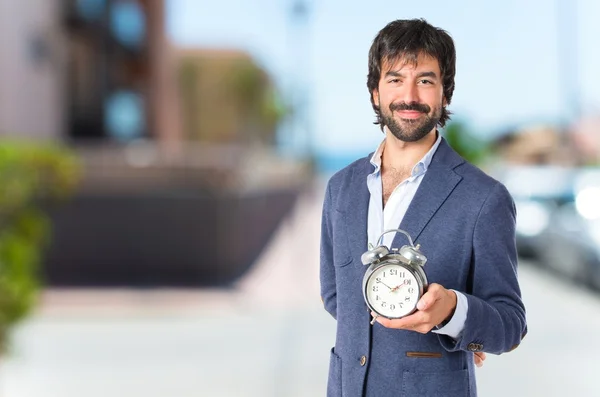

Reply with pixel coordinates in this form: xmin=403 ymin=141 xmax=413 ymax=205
xmin=360 ymin=355 xmax=367 ymax=366
xmin=467 ymin=343 xmax=483 ymax=352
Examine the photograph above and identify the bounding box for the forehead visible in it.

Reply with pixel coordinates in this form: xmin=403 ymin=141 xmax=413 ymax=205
xmin=381 ymin=53 xmax=441 ymax=75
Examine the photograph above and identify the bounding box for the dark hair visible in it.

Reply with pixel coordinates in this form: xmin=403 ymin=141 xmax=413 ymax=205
xmin=367 ymin=19 xmax=456 ymax=128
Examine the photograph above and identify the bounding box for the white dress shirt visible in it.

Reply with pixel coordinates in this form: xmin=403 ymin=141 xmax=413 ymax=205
xmin=366 ymin=132 xmax=468 ymax=339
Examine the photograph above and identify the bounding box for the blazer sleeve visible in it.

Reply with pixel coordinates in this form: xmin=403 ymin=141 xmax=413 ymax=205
xmin=438 ymin=182 xmax=527 ymax=354
xmin=320 ymin=180 xmax=337 ymax=319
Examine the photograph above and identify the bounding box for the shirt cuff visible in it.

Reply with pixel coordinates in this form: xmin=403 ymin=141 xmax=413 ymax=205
xmin=431 ymin=290 xmax=468 ymax=340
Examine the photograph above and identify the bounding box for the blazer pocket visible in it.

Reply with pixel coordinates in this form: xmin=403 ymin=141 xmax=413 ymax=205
xmin=327 ymin=347 xmax=342 ymax=397
xmin=333 ymin=252 xmax=352 ymax=267
xmin=401 ymin=369 xmax=469 ymax=397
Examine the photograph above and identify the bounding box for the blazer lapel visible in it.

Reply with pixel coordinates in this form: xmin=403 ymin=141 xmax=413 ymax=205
xmin=394 ymin=138 xmax=464 ymax=248
xmin=343 ymin=157 xmax=373 ymax=263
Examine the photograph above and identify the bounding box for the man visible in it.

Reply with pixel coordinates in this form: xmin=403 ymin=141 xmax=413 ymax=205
xmin=320 ymin=19 xmax=527 ymax=397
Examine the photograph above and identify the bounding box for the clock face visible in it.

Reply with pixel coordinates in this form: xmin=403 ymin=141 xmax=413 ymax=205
xmin=365 ymin=263 xmax=420 ymax=318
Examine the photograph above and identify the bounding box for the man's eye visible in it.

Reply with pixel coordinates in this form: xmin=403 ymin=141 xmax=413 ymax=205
xmin=388 ymin=79 xmax=400 ymax=84
xmin=419 ymin=79 xmax=433 ymax=84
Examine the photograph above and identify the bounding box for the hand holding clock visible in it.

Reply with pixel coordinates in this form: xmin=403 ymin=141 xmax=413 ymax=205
xmin=370 ymin=283 xmax=487 ymax=367
xmin=362 ymin=230 xmax=486 ymax=368
xmin=371 ymin=283 xmax=456 ymax=334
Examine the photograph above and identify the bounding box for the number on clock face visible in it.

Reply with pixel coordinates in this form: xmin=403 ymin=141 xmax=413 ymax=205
xmin=366 ymin=264 xmax=419 ymax=318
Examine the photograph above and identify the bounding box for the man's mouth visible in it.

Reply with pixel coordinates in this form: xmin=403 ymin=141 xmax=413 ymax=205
xmin=396 ymin=110 xmax=424 ymax=119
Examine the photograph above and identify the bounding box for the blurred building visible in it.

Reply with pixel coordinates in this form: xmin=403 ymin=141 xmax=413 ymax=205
xmin=0 ymin=0 xmax=308 ymax=287
xmin=493 ymin=119 xmax=600 ymax=166
xmin=491 ymin=123 xmax=597 ymax=166
xmin=64 ymin=0 xmax=179 ymax=143
xmin=0 ymin=0 xmax=284 ymax=148
xmin=176 ymin=48 xmax=283 ymax=145
xmin=492 ymin=125 xmax=575 ymax=165
xmin=0 ymin=1 xmax=64 ymax=139
xmin=0 ymin=0 xmax=180 ymax=148
xmin=571 ymin=115 xmax=600 ymax=165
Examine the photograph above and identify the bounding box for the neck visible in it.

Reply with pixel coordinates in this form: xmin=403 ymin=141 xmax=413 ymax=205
xmin=381 ymin=128 xmax=437 ymax=171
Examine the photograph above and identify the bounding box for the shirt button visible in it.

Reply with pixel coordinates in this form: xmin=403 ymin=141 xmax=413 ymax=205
xmin=360 ymin=355 xmax=367 ymax=366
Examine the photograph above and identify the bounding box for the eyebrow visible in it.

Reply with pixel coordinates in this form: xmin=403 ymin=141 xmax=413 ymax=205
xmin=384 ymin=70 xmax=439 ymax=79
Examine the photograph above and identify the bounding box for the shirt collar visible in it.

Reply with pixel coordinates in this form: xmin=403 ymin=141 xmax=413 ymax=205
xmin=369 ymin=131 xmax=442 ymax=178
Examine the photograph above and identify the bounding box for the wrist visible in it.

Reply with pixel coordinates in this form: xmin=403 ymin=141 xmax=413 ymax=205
xmin=437 ymin=290 xmax=457 ymax=328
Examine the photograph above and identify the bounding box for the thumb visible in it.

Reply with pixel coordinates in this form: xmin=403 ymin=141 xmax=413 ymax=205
xmin=417 ymin=296 xmax=430 ymax=311
xmin=417 ymin=284 xmax=441 ymax=311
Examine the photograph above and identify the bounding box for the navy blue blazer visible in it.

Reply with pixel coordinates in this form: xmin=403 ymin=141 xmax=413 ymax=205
xmin=320 ymin=138 xmax=527 ymax=397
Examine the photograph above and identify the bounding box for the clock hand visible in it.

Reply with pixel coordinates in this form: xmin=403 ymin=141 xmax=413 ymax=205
xmin=377 ymin=280 xmax=393 ymax=290
xmin=391 ymin=280 xmax=407 ymax=292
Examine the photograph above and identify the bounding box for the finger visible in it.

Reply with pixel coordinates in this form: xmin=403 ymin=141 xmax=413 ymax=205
xmin=374 ymin=311 xmax=427 ymax=330
xmin=370 ymin=311 xmax=380 ymax=325
xmin=474 ymin=352 xmax=486 ymax=368
xmin=417 ymin=283 xmax=443 ymax=311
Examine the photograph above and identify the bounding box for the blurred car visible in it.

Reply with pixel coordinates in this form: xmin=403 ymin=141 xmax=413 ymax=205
xmin=534 ymin=168 xmax=600 ymax=290
xmin=496 ymin=165 xmax=600 ymax=290
xmin=495 ymin=165 xmax=574 ymax=260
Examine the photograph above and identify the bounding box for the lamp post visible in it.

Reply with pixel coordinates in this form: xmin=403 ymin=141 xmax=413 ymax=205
xmin=556 ymin=0 xmax=580 ymax=123
xmin=286 ymin=0 xmax=312 ymax=158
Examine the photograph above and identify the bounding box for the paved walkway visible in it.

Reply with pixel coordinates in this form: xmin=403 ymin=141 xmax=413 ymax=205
xmin=1 ymin=180 xmax=600 ymax=396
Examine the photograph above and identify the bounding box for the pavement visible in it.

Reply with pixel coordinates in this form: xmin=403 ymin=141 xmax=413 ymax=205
xmin=1 ymin=180 xmax=600 ymax=396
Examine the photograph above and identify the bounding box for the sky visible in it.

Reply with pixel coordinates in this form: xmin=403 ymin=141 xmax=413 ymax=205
xmin=166 ymin=0 xmax=600 ymax=156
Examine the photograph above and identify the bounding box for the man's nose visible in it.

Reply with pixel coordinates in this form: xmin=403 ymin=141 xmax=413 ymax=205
xmin=400 ymin=83 xmax=420 ymax=104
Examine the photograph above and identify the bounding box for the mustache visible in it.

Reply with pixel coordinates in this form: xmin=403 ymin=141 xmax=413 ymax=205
xmin=389 ymin=102 xmax=431 ymax=114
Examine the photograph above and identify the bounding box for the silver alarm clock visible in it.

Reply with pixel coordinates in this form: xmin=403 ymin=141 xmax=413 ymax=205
xmin=361 ymin=229 xmax=428 ymax=321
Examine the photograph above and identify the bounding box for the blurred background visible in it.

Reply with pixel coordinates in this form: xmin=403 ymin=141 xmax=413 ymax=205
xmin=0 ymin=0 xmax=600 ymax=396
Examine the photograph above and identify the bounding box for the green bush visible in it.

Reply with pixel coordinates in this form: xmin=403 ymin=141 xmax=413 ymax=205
xmin=0 ymin=140 xmax=80 ymax=352
xmin=443 ymin=121 xmax=491 ymax=166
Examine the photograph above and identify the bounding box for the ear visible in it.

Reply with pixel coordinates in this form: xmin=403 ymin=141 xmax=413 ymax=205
xmin=372 ymin=89 xmax=380 ymax=107
xmin=442 ymin=95 xmax=448 ymax=107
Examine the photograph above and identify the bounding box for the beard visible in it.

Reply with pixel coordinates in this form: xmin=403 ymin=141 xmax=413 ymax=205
xmin=380 ymin=101 xmax=442 ymax=142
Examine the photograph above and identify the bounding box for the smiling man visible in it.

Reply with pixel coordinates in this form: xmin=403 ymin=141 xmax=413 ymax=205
xmin=320 ymin=19 xmax=527 ymax=397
